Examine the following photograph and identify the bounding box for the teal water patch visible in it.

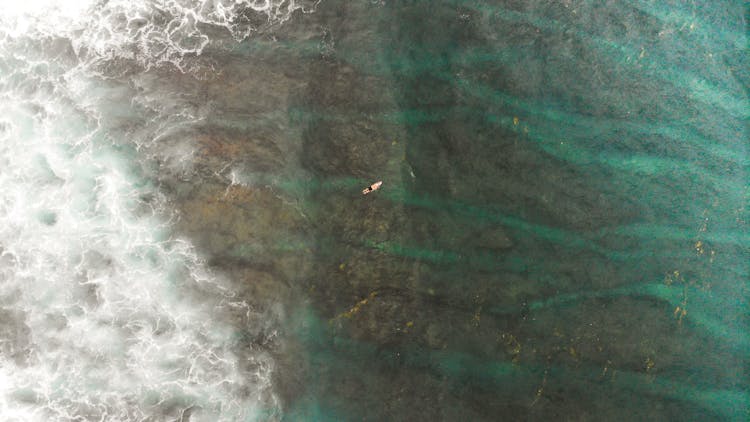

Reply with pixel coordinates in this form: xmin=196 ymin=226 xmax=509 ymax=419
xmin=280 ymin=0 xmax=748 ymax=420
xmin=286 ymin=306 xmax=748 ymax=420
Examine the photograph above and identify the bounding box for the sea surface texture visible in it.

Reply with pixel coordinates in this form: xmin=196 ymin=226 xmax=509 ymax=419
xmin=0 ymin=1 xmax=747 ymax=421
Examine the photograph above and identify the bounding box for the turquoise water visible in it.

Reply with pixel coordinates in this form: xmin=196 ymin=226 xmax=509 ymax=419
xmin=276 ymin=1 xmax=749 ymax=420
xmin=0 ymin=0 xmax=746 ymax=420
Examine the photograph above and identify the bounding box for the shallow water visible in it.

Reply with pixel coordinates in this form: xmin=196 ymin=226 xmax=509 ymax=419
xmin=0 ymin=1 xmax=747 ymax=421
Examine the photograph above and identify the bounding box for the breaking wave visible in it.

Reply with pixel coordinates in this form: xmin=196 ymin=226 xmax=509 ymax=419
xmin=2 ymin=0 xmax=321 ymax=74
xmin=0 ymin=0 xmax=320 ymax=420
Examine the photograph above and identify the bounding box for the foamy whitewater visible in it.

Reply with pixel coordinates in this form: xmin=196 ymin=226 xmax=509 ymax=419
xmin=0 ymin=1 xmax=315 ymax=420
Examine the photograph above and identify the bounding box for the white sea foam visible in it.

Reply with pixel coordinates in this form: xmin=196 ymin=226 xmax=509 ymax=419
xmin=0 ymin=0 xmax=311 ymax=420
xmin=0 ymin=68 xmax=278 ymax=422
xmin=1 ymin=0 xmax=321 ymax=75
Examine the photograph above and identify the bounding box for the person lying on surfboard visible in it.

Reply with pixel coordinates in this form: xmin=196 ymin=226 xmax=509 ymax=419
xmin=362 ymin=180 xmax=383 ymax=195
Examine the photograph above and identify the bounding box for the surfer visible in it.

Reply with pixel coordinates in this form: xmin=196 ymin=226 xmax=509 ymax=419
xmin=362 ymin=180 xmax=383 ymax=195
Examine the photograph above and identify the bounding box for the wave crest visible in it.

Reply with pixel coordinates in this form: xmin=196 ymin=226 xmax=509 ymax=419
xmin=2 ymin=0 xmax=322 ymax=76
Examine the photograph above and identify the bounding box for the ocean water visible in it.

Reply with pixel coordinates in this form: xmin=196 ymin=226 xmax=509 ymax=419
xmin=0 ymin=1 xmax=747 ymax=421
